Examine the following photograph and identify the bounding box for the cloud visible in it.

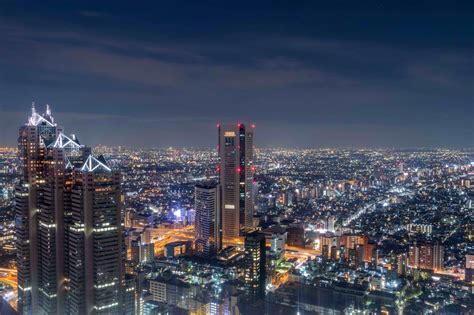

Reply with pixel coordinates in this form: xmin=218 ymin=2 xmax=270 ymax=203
xmin=78 ymin=10 xmax=108 ymax=18
xmin=0 ymin=17 xmax=472 ymax=147
xmin=1 ymin=23 xmax=357 ymax=93
xmin=1 ymin=19 xmax=470 ymax=93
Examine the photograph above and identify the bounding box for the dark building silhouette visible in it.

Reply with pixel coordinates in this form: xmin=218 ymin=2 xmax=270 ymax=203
xmin=244 ymin=231 xmax=266 ymax=298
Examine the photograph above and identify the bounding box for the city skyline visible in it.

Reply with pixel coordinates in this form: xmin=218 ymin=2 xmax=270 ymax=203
xmin=0 ymin=2 xmax=473 ymax=314
xmin=1 ymin=2 xmax=473 ymax=148
xmin=0 ymin=106 xmax=472 ymax=314
xmin=2 ymin=103 xmax=473 ymax=150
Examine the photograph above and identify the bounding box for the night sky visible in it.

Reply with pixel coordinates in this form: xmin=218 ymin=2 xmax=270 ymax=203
xmin=1 ymin=1 xmax=473 ymax=148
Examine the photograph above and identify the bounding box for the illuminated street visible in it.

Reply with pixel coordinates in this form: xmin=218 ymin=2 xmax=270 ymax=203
xmin=0 ymin=268 xmax=17 ymax=310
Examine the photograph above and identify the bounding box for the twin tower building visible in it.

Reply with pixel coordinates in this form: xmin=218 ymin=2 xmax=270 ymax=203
xmin=195 ymin=123 xmax=255 ymax=258
xmin=16 ymin=105 xmax=125 ymax=315
xmin=15 ymin=105 xmax=255 ymax=313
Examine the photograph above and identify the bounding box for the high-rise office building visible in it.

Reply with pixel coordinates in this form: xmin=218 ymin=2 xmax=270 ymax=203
xmin=15 ymin=105 xmax=126 ymax=314
xmin=244 ymin=231 xmax=266 ymax=298
xmin=16 ymin=104 xmax=62 ymax=314
xmin=194 ymin=183 xmax=222 ymax=258
xmin=218 ymin=123 xmax=254 ymax=237
xmin=67 ymin=157 xmax=124 ymax=314
xmin=124 ymin=275 xmax=137 ymax=315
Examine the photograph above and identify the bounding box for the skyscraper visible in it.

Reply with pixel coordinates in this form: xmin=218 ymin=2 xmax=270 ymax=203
xmin=15 ymin=105 xmax=125 ymax=314
xmin=218 ymin=123 xmax=254 ymax=238
xmin=67 ymin=156 xmax=124 ymax=314
xmin=194 ymin=183 xmax=222 ymax=258
xmin=244 ymin=231 xmax=266 ymax=298
xmin=16 ymin=104 xmax=61 ymax=314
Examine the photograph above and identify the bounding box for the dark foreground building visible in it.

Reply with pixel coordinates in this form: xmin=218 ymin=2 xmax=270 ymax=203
xmin=244 ymin=231 xmax=266 ymax=298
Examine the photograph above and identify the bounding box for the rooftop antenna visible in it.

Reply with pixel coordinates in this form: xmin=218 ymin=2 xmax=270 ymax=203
xmin=31 ymin=102 xmax=36 ymax=115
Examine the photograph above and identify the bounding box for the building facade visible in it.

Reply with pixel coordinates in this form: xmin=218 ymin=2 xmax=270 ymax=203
xmin=16 ymin=105 xmax=63 ymax=314
xmin=408 ymin=241 xmax=444 ymax=271
xmin=244 ymin=231 xmax=266 ymax=298
xmin=15 ymin=105 xmax=126 ymax=314
xmin=218 ymin=123 xmax=254 ymax=237
xmin=465 ymin=254 xmax=474 ymax=284
xmin=194 ymin=183 xmax=222 ymax=258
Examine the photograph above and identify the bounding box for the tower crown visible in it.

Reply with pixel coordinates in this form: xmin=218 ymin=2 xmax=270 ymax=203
xmin=27 ymin=103 xmax=56 ymax=127
xmin=81 ymin=154 xmax=112 ymax=172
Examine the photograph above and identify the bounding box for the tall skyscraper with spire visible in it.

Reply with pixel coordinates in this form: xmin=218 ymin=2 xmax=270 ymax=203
xmin=217 ymin=123 xmax=255 ymax=238
xmin=15 ymin=105 xmax=125 ymax=315
xmin=16 ymin=103 xmax=61 ymax=315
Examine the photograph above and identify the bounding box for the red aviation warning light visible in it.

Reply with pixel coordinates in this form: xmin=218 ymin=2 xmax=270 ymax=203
xmin=251 ymin=123 xmax=256 ymax=128
xmin=237 ymin=122 xmax=242 ymax=128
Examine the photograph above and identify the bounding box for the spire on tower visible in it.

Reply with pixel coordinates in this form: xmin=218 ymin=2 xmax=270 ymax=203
xmin=27 ymin=102 xmax=56 ymax=127
xmin=45 ymin=104 xmax=54 ymax=123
